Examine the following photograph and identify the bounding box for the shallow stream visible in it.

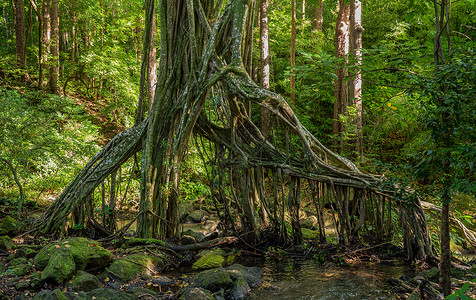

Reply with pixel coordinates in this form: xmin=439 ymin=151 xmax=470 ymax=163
xmin=246 ymin=259 xmax=414 ymax=300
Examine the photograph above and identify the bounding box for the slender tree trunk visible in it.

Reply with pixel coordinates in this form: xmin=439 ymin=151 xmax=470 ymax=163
xmin=313 ymin=0 xmax=323 ymax=31
xmin=14 ymin=0 xmax=27 ymax=81
xmin=71 ymin=12 xmax=75 ymax=64
xmin=290 ymin=0 xmax=296 ymax=105
xmin=40 ymin=0 xmax=50 ymax=89
xmin=259 ymin=0 xmax=271 ymax=138
xmin=434 ymin=0 xmax=451 ymax=295
xmin=49 ymin=0 xmax=59 ymax=93
xmin=350 ymin=0 xmax=363 ymax=156
xmin=28 ymin=0 xmax=43 ymax=88
xmin=333 ymin=0 xmax=350 ymax=149
xmin=301 ymin=0 xmax=305 ymax=21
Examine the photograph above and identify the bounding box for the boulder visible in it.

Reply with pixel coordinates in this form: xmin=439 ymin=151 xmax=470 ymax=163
xmin=300 ymin=216 xmax=317 ymax=229
xmin=181 ymin=235 xmax=197 ymax=245
xmin=183 ymin=229 xmax=205 ymax=243
xmin=40 ymin=247 xmax=76 ymax=283
xmin=193 ymin=249 xmax=226 ymax=270
xmin=194 ymin=267 xmax=232 ymax=292
xmin=229 ymin=277 xmax=250 ymax=300
xmin=9 ymin=263 xmax=32 ymax=276
xmin=0 ymin=235 xmax=13 ymax=251
xmin=35 ymin=238 xmax=112 ymax=273
xmin=106 ymin=253 xmax=164 ymax=282
xmin=32 ymin=289 xmax=67 ymax=300
xmin=67 ymin=271 xmax=102 ymax=292
xmin=180 ymin=286 xmax=216 ymax=300
xmin=0 ymin=216 xmax=17 ymax=236
xmin=226 ymin=264 xmax=262 ymax=287
xmin=185 ymin=210 xmax=208 ymax=223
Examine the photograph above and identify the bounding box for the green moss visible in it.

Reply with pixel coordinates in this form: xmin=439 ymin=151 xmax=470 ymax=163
xmin=301 ymin=228 xmax=317 ymax=240
xmin=40 ymin=247 xmax=76 ymax=283
xmin=0 ymin=236 xmax=13 ymax=251
xmin=193 ymin=252 xmax=225 ymax=270
xmin=106 ymin=253 xmax=164 ymax=282
xmin=0 ymin=216 xmax=17 ymax=236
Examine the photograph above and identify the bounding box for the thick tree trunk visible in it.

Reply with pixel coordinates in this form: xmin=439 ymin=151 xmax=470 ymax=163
xmin=135 ymin=0 xmax=157 ymax=125
xmin=333 ymin=0 xmax=350 ymax=149
xmin=49 ymin=0 xmax=59 ymax=93
xmin=14 ymin=0 xmax=27 ymax=81
xmin=313 ymin=0 xmax=323 ymax=31
xmin=350 ymin=0 xmax=363 ymax=156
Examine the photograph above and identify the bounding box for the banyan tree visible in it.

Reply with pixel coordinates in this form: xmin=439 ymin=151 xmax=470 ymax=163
xmin=33 ymin=0 xmax=432 ymax=260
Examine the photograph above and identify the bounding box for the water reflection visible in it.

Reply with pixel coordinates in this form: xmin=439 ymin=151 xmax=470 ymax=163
xmin=249 ymin=259 xmax=412 ymax=300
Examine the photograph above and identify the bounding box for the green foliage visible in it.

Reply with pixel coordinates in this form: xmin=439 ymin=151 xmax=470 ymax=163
xmin=445 ymin=280 xmax=476 ymax=300
xmin=0 ymin=88 xmax=100 ymax=203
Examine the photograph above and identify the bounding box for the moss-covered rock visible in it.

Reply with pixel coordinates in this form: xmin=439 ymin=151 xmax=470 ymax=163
xmin=186 ymin=210 xmax=208 ymax=223
xmin=32 ymin=289 xmax=67 ymax=300
xmin=0 ymin=216 xmax=17 ymax=236
xmin=106 ymin=253 xmax=164 ymax=282
xmin=301 ymin=228 xmax=317 ymax=240
xmin=67 ymin=271 xmax=102 ymax=292
xmin=194 ymin=267 xmax=232 ymax=292
xmin=229 ymin=277 xmax=250 ymax=300
xmin=124 ymin=238 xmax=166 ymax=247
xmin=128 ymin=287 xmax=157 ymax=299
xmin=15 ymin=246 xmax=38 ymax=259
xmin=183 ymin=229 xmax=205 ymax=243
xmin=9 ymin=257 xmax=28 ymax=266
xmin=9 ymin=263 xmax=32 ymax=276
xmin=193 ymin=250 xmax=226 ymax=270
xmin=226 ymin=264 xmax=262 ymax=287
xmin=180 ymin=286 xmax=216 ymax=300
xmin=423 ymin=267 xmax=440 ymax=282
xmin=35 ymin=238 xmax=112 ymax=273
xmin=83 ymin=288 xmax=133 ymax=300
xmin=0 ymin=235 xmax=13 ymax=251
xmin=40 ymin=247 xmax=76 ymax=283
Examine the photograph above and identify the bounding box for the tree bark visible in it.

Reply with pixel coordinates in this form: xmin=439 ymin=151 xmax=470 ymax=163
xmin=48 ymin=0 xmax=59 ymax=93
xmin=290 ymin=0 xmax=296 ymax=105
xmin=14 ymin=0 xmax=27 ymax=81
xmin=333 ymin=0 xmax=350 ymax=149
xmin=41 ymin=0 xmax=50 ymax=90
xmin=313 ymin=0 xmax=323 ymax=31
xmin=350 ymin=0 xmax=363 ymax=156
xmin=259 ymin=0 xmax=271 ymax=138
xmin=135 ymin=0 xmax=157 ymax=125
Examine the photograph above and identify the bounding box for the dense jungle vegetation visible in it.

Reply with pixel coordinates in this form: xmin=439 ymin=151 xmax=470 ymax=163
xmin=0 ymin=0 xmax=475 ymax=299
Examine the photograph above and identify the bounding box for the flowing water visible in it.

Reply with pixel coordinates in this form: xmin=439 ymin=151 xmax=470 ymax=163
xmin=247 ymin=259 xmax=414 ymax=300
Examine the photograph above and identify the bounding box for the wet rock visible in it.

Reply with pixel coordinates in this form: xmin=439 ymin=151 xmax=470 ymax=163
xmin=32 ymin=289 xmax=67 ymax=300
xmin=0 ymin=235 xmax=13 ymax=251
xmin=0 ymin=216 xmax=17 ymax=236
xmin=212 ymin=289 xmax=225 ymax=300
xmin=202 ymin=220 xmax=219 ymax=232
xmin=229 ymin=277 xmax=250 ymax=300
xmin=66 ymin=270 xmax=102 ymax=292
xmin=193 ymin=249 xmax=226 ymax=270
xmin=185 ymin=210 xmax=208 ymax=223
xmin=226 ymin=264 xmax=262 ymax=287
xmin=180 ymin=286 xmax=215 ymax=300
xmin=194 ymin=267 xmax=232 ymax=292
xmin=35 ymin=238 xmax=113 ymax=273
xmin=151 ymin=275 xmax=173 ymax=285
xmin=106 ymin=253 xmax=164 ymax=282
xmin=83 ymin=288 xmax=133 ymax=300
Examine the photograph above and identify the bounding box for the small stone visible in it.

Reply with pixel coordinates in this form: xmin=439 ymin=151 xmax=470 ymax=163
xmin=66 ymin=271 xmax=102 ymax=292
xmin=229 ymin=277 xmax=250 ymax=300
xmin=226 ymin=264 xmax=263 ymax=287
xmin=180 ymin=286 xmax=215 ymax=300
xmin=194 ymin=267 xmax=232 ymax=292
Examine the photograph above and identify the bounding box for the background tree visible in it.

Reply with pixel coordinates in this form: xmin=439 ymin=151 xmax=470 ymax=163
xmin=259 ymin=0 xmax=271 ymax=138
xmin=350 ymin=0 xmax=363 ymax=156
xmin=14 ymin=0 xmax=27 ymax=80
